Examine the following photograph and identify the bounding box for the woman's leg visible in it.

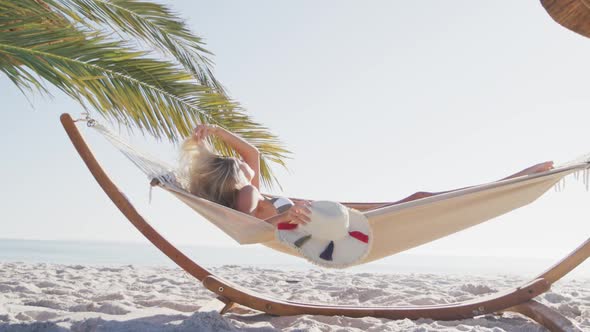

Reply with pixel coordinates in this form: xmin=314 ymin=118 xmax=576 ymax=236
xmin=394 ymin=161 xmax=555 ymax=205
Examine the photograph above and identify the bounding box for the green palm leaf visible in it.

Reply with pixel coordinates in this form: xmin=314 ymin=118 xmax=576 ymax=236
xmin=48 ymin=0 xmax=225 ymax=93
xmin=0 ymin=0 xmax=290 ymax=189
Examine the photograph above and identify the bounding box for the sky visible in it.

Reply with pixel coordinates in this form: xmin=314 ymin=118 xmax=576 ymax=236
xmin=1 ymin=1 xmax=590 ymax=269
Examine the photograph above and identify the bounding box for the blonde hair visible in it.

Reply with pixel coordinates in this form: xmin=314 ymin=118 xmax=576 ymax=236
xmin=179 ymin=138 xmax=249 ymax=208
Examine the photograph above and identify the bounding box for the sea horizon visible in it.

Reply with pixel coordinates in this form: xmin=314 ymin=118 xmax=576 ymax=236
xmin=1 ymin=237 xmax=588 ymax=278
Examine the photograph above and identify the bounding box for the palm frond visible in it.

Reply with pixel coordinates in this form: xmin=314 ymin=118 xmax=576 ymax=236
xmin=0 ymin=0 xmax=290 ymax=189
xmin=46 ymin=0 xmax=225 ymax=93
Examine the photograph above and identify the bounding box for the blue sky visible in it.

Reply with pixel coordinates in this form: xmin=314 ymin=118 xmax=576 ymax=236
xmin=1 ymin=1 xmax=589 ymax=266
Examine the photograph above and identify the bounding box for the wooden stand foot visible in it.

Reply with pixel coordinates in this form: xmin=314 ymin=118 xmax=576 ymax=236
xmin=507 ymin=300 xmax=582 ymax=332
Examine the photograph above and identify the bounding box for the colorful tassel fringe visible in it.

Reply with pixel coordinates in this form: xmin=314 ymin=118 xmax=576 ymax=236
xmin=349 ymin=231 xmax=369 ymax=243
xmin=277 ymin=222 xmax=298 ymax=230
xmin=294 ymin=235 xmax=312 ymax=247
xmin=320 ymin=241 xmax=334 ymax=261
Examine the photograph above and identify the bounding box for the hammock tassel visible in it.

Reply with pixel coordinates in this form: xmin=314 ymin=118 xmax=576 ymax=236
xmin=349 ymin=231 xmax=369 ymax=243
xmin=277 ymin=222 xmax=298 ymax=230
xmin=294 ymin=235 xmax=312 ymax=248
xmin=320 ymin=241 xmax=334 ymax=261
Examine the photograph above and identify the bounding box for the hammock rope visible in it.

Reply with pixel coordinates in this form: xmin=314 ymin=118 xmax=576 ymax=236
xmin=78 ymin=115 xmax=185 ymax=203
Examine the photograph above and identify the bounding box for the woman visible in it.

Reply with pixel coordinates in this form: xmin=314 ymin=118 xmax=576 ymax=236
xmin=180 ymin=124 xmax=554 ymax=223
xmin=180 ymin=124 xmax=312 ymax=226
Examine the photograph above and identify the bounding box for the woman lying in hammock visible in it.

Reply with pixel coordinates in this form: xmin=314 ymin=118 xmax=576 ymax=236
xmin=180 ymin=124 xmax=554 ymax=225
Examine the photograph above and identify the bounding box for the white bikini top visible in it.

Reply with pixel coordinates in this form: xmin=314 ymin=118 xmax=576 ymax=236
xmin=267 ymin=196 xmax=294 ymax=213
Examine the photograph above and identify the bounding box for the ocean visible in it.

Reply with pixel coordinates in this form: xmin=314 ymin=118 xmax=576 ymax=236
xmin=1 ymin=238 xmax=588 ymax=278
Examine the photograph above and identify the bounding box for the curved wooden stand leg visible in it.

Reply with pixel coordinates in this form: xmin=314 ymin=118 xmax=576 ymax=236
xmin=507 ymin=300 xmax=582 ymax=332
xmin=536 ymin=238 xmax=590 ymax=285
xmin=202 ymin=275 xmax=550 ymax=320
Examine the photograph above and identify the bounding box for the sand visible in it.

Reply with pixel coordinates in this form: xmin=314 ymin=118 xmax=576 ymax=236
xmin=0 ymin=262 xmax=588 ymax=331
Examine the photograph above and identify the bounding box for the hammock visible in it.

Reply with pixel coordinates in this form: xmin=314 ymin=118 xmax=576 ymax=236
xmin=84 ymin=115 xmax=590 ymax=267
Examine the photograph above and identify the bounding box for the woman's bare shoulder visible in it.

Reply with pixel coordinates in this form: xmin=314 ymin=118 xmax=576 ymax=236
xmin=235 ymin=185 xmax=261 ymax=214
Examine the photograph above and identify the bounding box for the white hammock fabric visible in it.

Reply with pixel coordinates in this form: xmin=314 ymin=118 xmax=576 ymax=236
xmin=90 ymin=121 xmax=590 ymax=267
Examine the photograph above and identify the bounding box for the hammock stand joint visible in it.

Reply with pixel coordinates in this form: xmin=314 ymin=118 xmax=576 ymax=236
xmin=60 ymin=113 xmax=589 ymax=332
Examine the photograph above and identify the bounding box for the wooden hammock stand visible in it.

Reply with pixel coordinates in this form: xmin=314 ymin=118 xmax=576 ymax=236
xmin=60 ymin=114 xmax=589 ymax=331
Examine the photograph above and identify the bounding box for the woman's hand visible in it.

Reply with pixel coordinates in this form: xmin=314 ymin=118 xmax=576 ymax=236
xmin=192 ymin=124 xmax=218 ymax=142
xmin=283 ymin=201 xmax=312 ymax=225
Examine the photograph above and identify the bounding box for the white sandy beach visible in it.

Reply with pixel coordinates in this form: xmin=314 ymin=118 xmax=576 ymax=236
xmin=0 ymin=262 xmax=588 ymax=331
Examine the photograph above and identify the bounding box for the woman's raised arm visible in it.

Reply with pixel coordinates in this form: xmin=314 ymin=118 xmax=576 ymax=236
xmin=193 ymin=124 xmax=261 ymax=188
